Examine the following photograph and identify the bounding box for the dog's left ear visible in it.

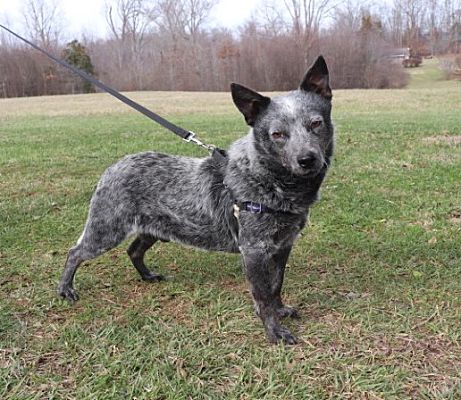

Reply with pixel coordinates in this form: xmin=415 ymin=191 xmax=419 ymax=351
xmin=300 ymin=55 xmax=332 ymax=100
xmin=231 ymin=83 xmax=271 ymax=126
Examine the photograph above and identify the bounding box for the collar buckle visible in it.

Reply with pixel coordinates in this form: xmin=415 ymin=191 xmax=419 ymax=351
xmin=248 ymin=201 xmax=263 ymax=213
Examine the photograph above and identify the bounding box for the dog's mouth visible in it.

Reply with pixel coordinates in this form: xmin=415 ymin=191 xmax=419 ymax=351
xmin=288 ymin=160 xmax=325 ymax=177
xmin=296 ymin=167 xmax=322 ymax=177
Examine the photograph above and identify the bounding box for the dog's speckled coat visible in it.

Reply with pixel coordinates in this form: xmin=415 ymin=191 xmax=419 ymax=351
xmin=58 ymin=56 xmax=335 ymax=344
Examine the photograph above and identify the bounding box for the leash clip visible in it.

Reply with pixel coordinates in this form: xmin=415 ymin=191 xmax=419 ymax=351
xmin=183 ymin=131 xmax=197 ymax=143
xmin=184 ymin=131 xmax=216 ymax=154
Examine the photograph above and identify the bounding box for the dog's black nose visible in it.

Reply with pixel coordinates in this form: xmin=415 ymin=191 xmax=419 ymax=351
xmin=297 ymin=153 xmax=317 ymax=169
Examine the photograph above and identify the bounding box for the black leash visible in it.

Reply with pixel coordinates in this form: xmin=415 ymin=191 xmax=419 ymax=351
xmin=1 ymin=25 xmax=296 ymax=219
xmin=0 ymin=24 xmax=223 ymax=157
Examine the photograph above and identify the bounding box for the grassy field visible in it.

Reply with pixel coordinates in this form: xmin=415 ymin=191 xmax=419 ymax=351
xmin=1 ymin=60 xmax=461 ymax=399
xmin=406 ymin=58 xmax=447 ymax=89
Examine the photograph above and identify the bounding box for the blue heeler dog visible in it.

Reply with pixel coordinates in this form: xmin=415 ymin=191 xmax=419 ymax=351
xmin=58 ymin=56 xmax=334 ymax=344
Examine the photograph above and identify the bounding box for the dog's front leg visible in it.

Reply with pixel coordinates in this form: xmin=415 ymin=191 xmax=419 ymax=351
xmin=241 ymin=247 xmax=297 ymax=345
xmin=272 ymin=247 xmax=299 ymax=319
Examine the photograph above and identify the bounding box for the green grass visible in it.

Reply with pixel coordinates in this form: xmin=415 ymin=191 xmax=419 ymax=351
xmin=1 ymin=72 xmax=461 ymax=399
xmin=406 ymin=57 xmax=450 ymax=89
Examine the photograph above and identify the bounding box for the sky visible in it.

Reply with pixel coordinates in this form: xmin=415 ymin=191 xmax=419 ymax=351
xmin=0 ymin=0 xmax=259 ymax=39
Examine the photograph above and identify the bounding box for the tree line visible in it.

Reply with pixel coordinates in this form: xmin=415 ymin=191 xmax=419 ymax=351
xmin=1 ymin=0 xmax=460 ymax=98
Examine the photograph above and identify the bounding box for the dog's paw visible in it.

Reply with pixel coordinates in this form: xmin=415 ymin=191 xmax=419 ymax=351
xmin=141 ymin=273 xmax=167 ymax=282
xmin=267 ymin=325 xmax=298 ymax=345
xmin=277 ymin=306 xmax=299 ymax=319
xmin=58 ymin=286 xmax=79 ymax=304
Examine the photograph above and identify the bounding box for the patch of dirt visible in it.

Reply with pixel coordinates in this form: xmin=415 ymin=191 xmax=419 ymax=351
xmin=409 ymin=217 xmax=435 ymax=231
xmin=448 ymin=210 xmax=461 ymax=225
xmin=216 ymin=279 xmax=247 ymax=293
xmin=158 ymin=293 xmax=195 ymax=325
xmin=422 ymin=135 xmax=461 ymax=146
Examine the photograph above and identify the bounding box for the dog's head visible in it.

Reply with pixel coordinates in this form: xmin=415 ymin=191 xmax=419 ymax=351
xmin=231 ymin=56 xmax=334 ymax=177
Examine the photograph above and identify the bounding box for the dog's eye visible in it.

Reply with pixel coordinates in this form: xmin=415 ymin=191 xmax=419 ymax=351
xmin=271 ymin=131 xmax=286 ymax=140
xmin=311 ymin=120 xmax=322 ymax=129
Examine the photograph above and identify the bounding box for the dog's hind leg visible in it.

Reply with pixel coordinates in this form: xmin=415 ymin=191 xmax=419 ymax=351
xmin=127 ymin=234 xmax=165 ymax=282
xmin=58 ymin=245 xmax=88 ymax=303
xmin=58 ymin=220 xmax=128 ymax=303
xmin=272 ymin=247 xmax=299 ymax=319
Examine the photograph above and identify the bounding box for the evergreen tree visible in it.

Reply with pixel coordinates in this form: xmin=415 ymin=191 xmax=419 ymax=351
xmin=62 ymin=40 xmax=95 ymax=93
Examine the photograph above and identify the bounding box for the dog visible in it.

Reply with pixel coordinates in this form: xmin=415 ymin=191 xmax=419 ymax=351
xmin=58 ymin=56 xmax=334 ymax=344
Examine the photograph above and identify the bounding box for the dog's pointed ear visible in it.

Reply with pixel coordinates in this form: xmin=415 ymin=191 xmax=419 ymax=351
xmin=231 ymin=83 xmax=271 ymax=126
xmin=300 ymin=55 xmax=332 ymax=100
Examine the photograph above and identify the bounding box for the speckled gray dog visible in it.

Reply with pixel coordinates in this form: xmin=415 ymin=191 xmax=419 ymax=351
xmin=58 ymin=56 xmax=335 ymax=344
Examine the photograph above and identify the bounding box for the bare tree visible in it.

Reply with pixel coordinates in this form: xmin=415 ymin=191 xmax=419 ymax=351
xmin=106 ymin=0 xmax=152 ymax=42
xmin=260 ymin=0 xmax=338 ymax=71
xmin=2 ymin=0 xmax=429 ymax=97
xmin=426 ymin=0 xmax=437 ymax=54
xmin=442 ymin=0 xmax=461 ymax=52
xmin=282 ymin=0 xmax=337 ymax=36
xmin=155 ymin=0 xmax=218 ymax=41
xmin=19 ymin=0 xmax=66 ymax=95
xmin=407 ymin=0 xmax=426 ymax=47
xmin=385 ymin=0 xmax=404 ymax=47
xmin=331 ymin=0 xmax=365 ymax=31
xmin=105 ymin=0 xmax=153 ymax=89
xmin=22 ymin=0 xmax=63 ymax=47
xmin=153 ymin=0 xmax=219 ymax=89
xmin=254 ymin=2 xmax=287 ymax=36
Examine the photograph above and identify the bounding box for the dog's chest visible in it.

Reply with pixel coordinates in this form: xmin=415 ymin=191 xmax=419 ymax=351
xmin=235 ymin=210 xmax=307 ymax=251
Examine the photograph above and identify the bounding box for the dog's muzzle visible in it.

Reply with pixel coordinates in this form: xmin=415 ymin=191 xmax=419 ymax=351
xmin=294 ymin=152 xmax=324 ymax=176
xmin=297 ymin=152 xmax=318 ymax=170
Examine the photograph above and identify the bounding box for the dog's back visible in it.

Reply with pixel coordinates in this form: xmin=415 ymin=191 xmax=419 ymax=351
xmin=84 ymin=151 xmax=238 ymax=253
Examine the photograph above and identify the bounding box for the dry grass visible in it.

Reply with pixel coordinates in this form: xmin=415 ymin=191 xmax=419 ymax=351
xmin=422 ymin=135 xmax=461 ymax=145
xmin=0 ymin=91 xmax=234 ymax=118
